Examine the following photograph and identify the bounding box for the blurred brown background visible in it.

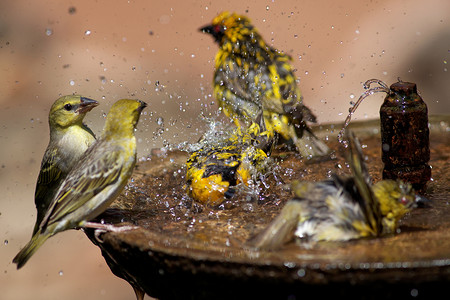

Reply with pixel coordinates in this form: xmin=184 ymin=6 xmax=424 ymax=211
xmin=1 ymin=0 xmax=449 ymax=299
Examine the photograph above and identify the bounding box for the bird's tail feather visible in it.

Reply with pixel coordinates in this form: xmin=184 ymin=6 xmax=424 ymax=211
xmin=13 ymin=230 xmax=50 ymax=269
xmin=347 ymin=131 xmax=382 ymax=234
xmin=293 ymin=127 xmax=330 ymax=158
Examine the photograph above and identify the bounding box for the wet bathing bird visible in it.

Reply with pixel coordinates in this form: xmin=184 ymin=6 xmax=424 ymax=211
xmin=246 ymin=133 xmax=421 ymax=250
xmin=200 ymin=11 xmax=330 ymax=159
xmin=13 ymin=99 xmax=147 ymax=269
xmin=33 ymin=95 xmax=98 ymax=235
xmin=185 ymin=121 xmax=273 ymax=206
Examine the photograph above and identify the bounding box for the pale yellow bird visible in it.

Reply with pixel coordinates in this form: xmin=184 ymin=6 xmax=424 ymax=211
xmin=247 ymin=133 xmax=423 ymax=250
xmin=33 ymin=95 xmax=98 ymax=234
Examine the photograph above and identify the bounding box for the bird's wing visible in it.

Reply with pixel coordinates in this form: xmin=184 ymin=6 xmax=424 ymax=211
xmin=246 ymin=200 xmax=303 ymax=251
xmin=347 ymin=132 xmax=383 ymax=234
xmin=216 ymin=49 xmax=317 ymax=124
xmin=41 ymin=143 xmax=124 ymax=229
xmin=265 ymin=53 xmax=317 ymax=123
xmin=35 ymin=148 xmax=63 ymax=201
xmin=215 ymin=53 xmax=265 ymax=107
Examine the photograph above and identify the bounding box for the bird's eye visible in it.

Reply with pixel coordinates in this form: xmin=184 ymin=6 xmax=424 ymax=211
xmin=64 ymin=104 xmax=73 ymax=111
xmin=400 ymin=196 xmax=409 ymax=205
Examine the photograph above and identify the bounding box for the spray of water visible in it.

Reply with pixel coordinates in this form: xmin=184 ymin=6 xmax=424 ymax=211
xmin=337 ymin=79 xmax=390 ymax=147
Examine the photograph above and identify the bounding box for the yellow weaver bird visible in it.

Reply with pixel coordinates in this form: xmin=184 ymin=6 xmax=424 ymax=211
xmin=185 ymin=121 xmax=273 ymax=206
xmin=247 ymin=133 xmax=423 ymax=250
xmin=33 ymin=95 xmax=98 ymax=235
xmin=200 ymin=11 xmax=330 ymax=159
xmin=13 ymin=99 xmax=146 ymax=269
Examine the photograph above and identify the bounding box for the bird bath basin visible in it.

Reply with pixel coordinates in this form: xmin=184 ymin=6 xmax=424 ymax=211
xmin=85 ymin=116 xmax=450 ymax=299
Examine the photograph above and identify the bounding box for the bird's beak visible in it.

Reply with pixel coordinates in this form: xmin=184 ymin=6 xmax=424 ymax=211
xmin=199 ymin=25 xmax=214 ymax=34
xmin=77 ymin=97 xmax=99 ymax=114
xmin=415 ymin=194 xmax=432 ymax=208
xmin=138 ymin=100 xmax=147 ymax=112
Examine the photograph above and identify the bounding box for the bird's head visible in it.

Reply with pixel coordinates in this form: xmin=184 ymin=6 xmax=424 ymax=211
xmin=49 ymin=95 xmax=98 ymax=129
xmin=103 ymin=99 xmax=147 ymax=139
xmin=376 ymin=180 xmax=417 ymax=209
xmin=200 ymin=11 xmax=257 ymax=46
xmin=372 ymin=179 xmax=418 ymax=232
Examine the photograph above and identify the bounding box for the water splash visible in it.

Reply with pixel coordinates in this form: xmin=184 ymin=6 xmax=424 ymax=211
xmin=176 ymin=117 xmax=233 ymax=153
xmin=337 ymin=79 xmax=390 ymax=147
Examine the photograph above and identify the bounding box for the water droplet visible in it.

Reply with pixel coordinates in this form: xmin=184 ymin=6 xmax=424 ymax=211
xmin=156 ymin=117 xmax=164 ymax=126
xmin=4 ymin=240 xmax=8 ymax=245
xmin=69 ymin=80 xmax=75 ymax=86
xmin=59 ymin=270 xmax=64 ymax=276
xmin=266 ymin=5 xmax=270 ymax=11
xmin=159 ymin=15 xmax=170 ymax=25
xmin=45 ymin=28 xmax=53 ymax=36
xmin=68 ymin=6 xmax=77 ymax=14
xmin=297 ymin=268 xmax=306 ymax=277
xmin=349 ymin=93 xmax=355 ymax=99
xmin=84 ymin=30 xmax=91 ymax=36
xmin=340 ymin=73 xmax=345 ymax=78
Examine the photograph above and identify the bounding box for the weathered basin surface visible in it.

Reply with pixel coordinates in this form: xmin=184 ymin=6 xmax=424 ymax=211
xmin=86 ymin=116 xmax=450 ymax=299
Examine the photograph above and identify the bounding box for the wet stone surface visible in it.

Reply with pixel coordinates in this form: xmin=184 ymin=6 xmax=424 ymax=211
xmin=85 ymin=118 xmax=450 ymax=299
